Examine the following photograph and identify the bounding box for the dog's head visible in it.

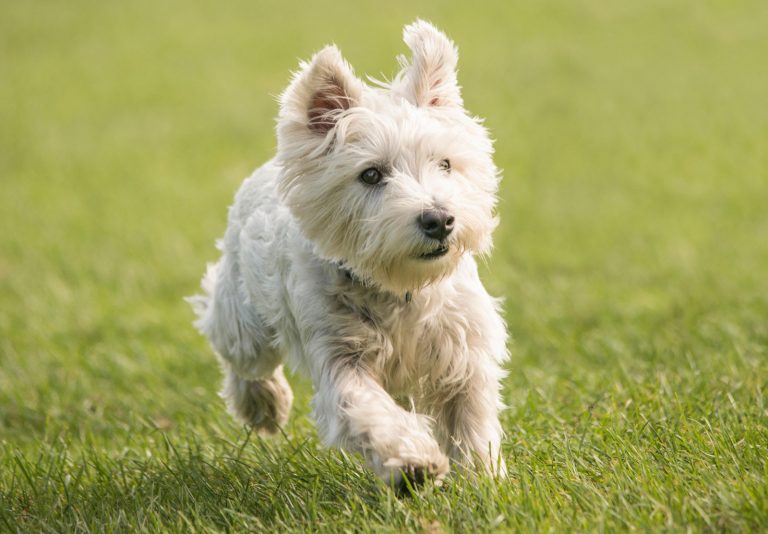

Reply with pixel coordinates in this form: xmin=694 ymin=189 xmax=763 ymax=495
xmin=276 ymin=20 xmax=500 ymax=294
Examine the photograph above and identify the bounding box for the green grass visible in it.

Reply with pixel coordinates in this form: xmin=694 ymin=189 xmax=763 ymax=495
xmin=2 ymin=0 xmax=767 ymax=531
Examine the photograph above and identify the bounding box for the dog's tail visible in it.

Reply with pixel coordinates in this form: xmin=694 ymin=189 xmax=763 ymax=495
xmin=185 ymin=260 xmax=220 ymax=335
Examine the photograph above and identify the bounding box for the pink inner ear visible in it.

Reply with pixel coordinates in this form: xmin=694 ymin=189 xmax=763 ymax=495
xmin=426 ymin=79 xmax=443 ymax=107
xmin=308 ymin=81 xmax=350 ymax=134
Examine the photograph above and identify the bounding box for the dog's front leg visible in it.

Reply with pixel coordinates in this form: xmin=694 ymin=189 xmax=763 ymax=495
xmin=310 ymin=346 xmax=449 ymax=489
xmin=436 ymin=355 xmax=507 ymax=478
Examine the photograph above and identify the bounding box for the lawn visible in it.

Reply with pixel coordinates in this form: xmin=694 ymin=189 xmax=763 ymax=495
xmin=2 ymin=0 xmax=767 ymax=531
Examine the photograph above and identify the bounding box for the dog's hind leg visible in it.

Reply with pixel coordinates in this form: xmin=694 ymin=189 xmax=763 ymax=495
xmin=222 ymin=363 xmax=293 ymax=435
xmin=190 ymin=256 xmax=293 ymax=434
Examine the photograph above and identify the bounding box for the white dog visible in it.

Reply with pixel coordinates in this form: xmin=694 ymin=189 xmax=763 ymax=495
xmin=189 ymin=20 xmax=508 ymax=490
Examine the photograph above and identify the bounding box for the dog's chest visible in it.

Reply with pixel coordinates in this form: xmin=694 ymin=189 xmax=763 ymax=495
xmin=350 ymin=289 xmax=467 ymax=395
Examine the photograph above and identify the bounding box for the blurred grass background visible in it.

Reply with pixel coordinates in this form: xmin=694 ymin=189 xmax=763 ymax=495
xmin=1 ymin=0 xmax=767 ymax=531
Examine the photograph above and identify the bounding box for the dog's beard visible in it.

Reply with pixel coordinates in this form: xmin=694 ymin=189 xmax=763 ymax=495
xmin=338 ymin=234 xmax=472 ymax=295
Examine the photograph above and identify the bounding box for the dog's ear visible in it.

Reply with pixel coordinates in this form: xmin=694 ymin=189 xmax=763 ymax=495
xmin=279 ymin=45 xmax=363 ymax=136
xmin=401 ymin=20 xmax=462 ymax=108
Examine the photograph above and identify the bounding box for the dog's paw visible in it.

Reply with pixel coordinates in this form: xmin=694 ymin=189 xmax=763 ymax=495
xmin=382 ymin=453 xmax=450 ymax=495
xmin=223 ymin=368 xmax=293 ymax=436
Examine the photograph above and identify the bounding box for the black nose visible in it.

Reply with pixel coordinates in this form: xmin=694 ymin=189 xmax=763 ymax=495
xmin=418 ymin=209 xmax=455 ymax=241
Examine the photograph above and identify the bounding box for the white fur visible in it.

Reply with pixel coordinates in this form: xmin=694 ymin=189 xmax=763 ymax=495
xmin=189 ymin=20 xmax=508 ymax=487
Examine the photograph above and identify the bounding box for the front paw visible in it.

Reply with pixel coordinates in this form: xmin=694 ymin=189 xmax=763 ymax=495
xmin=381 ymin=452 xmax=450 ymax=495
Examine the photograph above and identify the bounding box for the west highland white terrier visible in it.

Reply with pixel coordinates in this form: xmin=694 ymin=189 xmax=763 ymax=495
xmin=189 ymin=20 xmax=508 ymax=490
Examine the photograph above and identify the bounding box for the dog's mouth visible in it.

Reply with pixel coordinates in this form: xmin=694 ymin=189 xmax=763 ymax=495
xmin=418 ymin=243 xmax=450 ymax=260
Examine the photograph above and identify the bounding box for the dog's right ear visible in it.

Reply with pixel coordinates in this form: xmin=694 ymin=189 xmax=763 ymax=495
xmin=278 ymin=46 xmax=363 ymax=139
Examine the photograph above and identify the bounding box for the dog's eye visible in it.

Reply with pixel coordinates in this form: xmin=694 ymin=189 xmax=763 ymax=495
xmin=359 ymin=167 xmax=383 ymax=185
xmin=439 ymin=159 xmax=451 ymax=173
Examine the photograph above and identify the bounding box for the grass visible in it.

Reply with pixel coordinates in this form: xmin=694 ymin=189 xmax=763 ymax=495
xmin=1 ymin=0 xmax=767 ymax=531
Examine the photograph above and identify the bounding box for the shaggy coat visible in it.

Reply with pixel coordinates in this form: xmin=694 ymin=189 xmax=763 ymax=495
xmin=190 ymin=20 xmax=508 ymax=487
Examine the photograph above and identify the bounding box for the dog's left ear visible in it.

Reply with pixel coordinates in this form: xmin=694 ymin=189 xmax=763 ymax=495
xmin=401 ymin=20 xmax=462 ymax=108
